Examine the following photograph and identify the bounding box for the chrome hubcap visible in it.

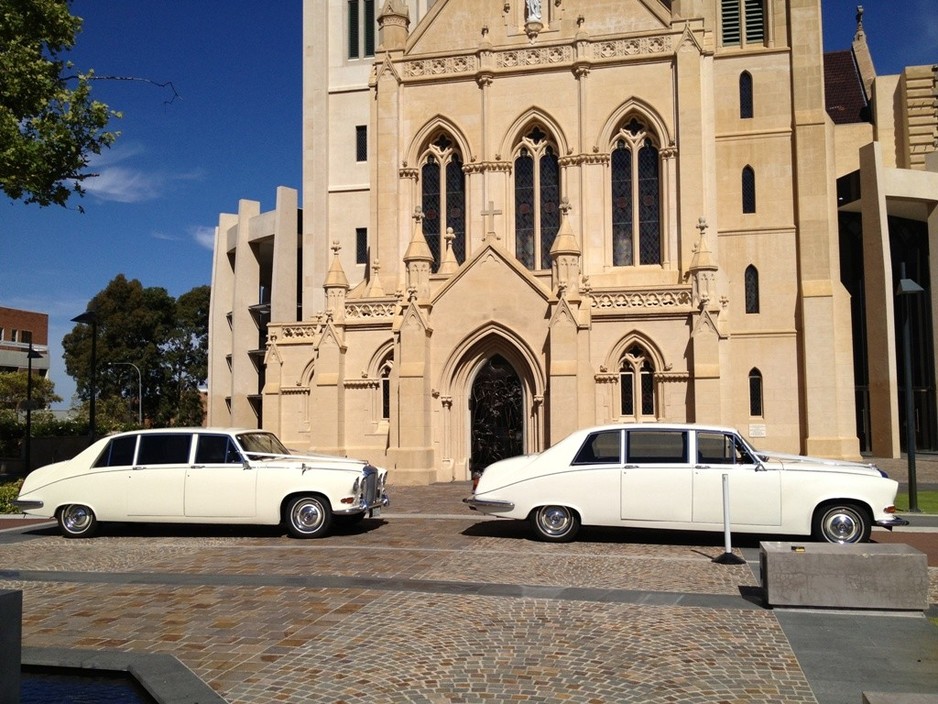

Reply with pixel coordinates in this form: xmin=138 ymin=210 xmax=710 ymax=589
xmin=293 ymin=501 xmax=324 ymax=532
xmin=539 ymin=507 xmax=571 ymax=536
xmin=823 ymin=509 xmax=860 ymax=542
xmin=63 ymin=506 xmax=91 ymax=532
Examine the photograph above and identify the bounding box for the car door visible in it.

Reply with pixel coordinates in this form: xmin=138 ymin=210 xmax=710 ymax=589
xmin=691 ymin=430 xmax=781 ymax=526
xmin=126 ymin=433 xmax=191 ymax=516
xmin=620 ymin=429 xmax=693 ymax=522
xmin=184 ymin=434 xmax=257 ymax=518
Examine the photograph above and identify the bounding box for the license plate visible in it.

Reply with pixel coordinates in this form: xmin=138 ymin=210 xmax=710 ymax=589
xmin=371 ymin=507 xmax=381 ymax=518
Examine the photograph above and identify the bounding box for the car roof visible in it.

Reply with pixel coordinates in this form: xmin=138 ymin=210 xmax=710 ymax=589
xmin=576 ymin=422 xmax=740 ymax=434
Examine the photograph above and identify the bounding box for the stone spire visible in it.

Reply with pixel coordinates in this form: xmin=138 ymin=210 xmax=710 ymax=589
xmin=404 ymin=206 xmax=433 ymax=301
xmin=438 ymin=227 xmax=459 ymax=276
xmin=324 ymin=240 xmax=349 ymax=321
xmin=549 ymin=197 xmax=582 ymax=299
xmin=378 ymin=0 xmax=410 ymax=52
xmin=851 ymin=5 xmax=876 ymax=98
xmin=689 ymin=218 xmax=718 ymax=309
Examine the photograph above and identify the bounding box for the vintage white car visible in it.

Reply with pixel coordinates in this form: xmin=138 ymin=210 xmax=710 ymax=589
xmin=14 ymin=428 xmax=389 ymax=539
xmin=464 ymin=423 xmax=908 ymax=543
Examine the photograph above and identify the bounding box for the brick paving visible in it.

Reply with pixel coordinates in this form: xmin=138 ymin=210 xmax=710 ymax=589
xmin=1 ymin=481 xmax=936 ymax=703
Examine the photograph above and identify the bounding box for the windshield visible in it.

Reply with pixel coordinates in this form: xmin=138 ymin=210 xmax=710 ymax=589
xmin=236 ymin=432 xmax=291 ymax=457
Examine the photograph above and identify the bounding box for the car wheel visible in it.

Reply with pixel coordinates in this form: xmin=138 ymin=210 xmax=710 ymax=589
xmin=531 ymin=505 xmax=580 ymax=542
xmin=57 ymin=504 xmax=98 ymax=539
xmin=812 ymin=503 xmax=871 ymax=543
xmin=285 ymin=495 xmax=332 ymax=539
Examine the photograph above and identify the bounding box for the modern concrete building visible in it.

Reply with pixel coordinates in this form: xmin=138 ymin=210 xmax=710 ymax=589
xmin=208 ymin=0 xmax=938 ymax=484
xmin=0 ymin=306 xmax=49 ymax=377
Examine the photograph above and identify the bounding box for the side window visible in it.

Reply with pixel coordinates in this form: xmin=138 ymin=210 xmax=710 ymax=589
xmin=696 ymin=432 xmax=735 ymax=464
xmin=137 ymin=434 xmax=192 ymax=465
xmin=195 ymin=435 xmax=242 ymax=465
xmin=626 ymin=430 xmax=688 ymax=463
xmin=93 ymin=435 xmax=138 ymax=468
xmin=572 ymin=431 xmax=622 ymax=465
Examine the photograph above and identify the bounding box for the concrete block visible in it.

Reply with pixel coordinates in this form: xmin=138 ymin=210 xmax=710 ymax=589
xmin=864 ymin=694 xmax=938 ymax=704
xmin=760 ymin=541 xmax=928 ymax=610
xmin=0 ymin=590 xmax=22 ymax=704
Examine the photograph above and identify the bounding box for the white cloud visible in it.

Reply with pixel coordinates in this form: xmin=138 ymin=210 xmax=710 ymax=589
xmin=84 ymin=166 xmax=164 ymax=203
xmin=190 ymin=225 xmax=216 ymax=250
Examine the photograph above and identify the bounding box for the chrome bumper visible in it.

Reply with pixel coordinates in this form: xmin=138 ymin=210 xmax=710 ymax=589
xmin=334 ymin=492 xmax=390 ymax=516
xmin=875 ymin=516 xmax=910 ymax=530
xmin=463 ymin=496 xmax=515 ymax=514
xmin=12 ymin=499 xmax=44 ymax=512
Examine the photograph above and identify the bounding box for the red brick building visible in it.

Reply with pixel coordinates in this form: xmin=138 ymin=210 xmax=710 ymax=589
xmin=0 ymin=306 xmax=50 ymax=377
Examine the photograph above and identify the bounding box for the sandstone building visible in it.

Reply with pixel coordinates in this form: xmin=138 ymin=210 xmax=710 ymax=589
xmin=208 ymin=0 xmax=938 ymax=484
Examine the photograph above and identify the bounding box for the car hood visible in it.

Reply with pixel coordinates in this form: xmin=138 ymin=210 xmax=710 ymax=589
xmin=757 ymin=451 xmax=886 ymax=477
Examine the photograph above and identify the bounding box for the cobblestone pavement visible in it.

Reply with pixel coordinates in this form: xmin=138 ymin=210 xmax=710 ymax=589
xmin=1 ymin=482 xmax=936 ymax=704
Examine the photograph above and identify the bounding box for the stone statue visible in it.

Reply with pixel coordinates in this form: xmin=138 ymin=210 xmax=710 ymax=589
xmin=526 ymin=0 xmax=541 ymax=21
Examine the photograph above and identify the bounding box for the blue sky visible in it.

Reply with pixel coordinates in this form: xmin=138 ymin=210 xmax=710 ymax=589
xmin=0 ymin=0 xmax=935 ymax=408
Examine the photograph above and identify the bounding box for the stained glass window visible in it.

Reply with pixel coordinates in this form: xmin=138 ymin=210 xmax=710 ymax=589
xmin=619 ymin=344 xmax=656 ymax=419
xmin=745 ymin=265 xmax=759 ymax=313
xmin=610 ymin=119 xmax=661 ymax=267
xmin=749 ymin=368 xmax=763 ymax=416
xmin=513 ymin=125 xmax=560 ymax=271
xmin=742 ymin=166 xmax=756 ymax=213
xmin=739 ymin=72 xmax=753 ymax=119
xmin=420 ymin=133 xmax=466 ymax=272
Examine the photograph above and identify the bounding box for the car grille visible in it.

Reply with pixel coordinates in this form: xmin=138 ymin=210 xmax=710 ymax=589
xmin=361 ymin=465 xmax=379 ymax=506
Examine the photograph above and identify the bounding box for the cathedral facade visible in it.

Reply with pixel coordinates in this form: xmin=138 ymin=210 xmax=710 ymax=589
xmin=207 ymin=0 xmax=938 ymax=484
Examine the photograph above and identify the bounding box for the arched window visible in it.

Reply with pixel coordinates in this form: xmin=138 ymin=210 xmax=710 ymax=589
xmin=611 ymin=117 xmax=661 ymax=266
xmin=745 ymin=265 xmax=759 ymax=313
xmin=619 ymin=344 xmax=656 ymax=418
xmin=749 ymin=368 xmax=763 ymax=416
xmin=378 ymin=354 xmax=393 ymax=420
xmin=514 ymin=125 xmax=561 ymax=270
xmin=739 ymin=72 xmax=753 ymax=118
xmin=420 ymin=133 xmax=466 ymax=271
xmin=742 ymin=165 xmax=756 ymax=213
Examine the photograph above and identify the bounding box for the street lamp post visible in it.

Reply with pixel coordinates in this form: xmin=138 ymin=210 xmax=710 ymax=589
xmin=71 ymin=310 xmax=98 ymax=441
xmin=24 ymin=342 xmax=43 ymax=473
xmin=896 ymin=262 xmax=924 ymax=513
xmin=108 ymin=361 xmax=143 ymax=425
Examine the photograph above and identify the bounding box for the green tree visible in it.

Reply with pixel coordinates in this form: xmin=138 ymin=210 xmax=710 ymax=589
xmin=0 ymin=0 xmax=120 ymax=208
xmin=63 ymin=275 xmax=209 ymax=429
xmin=161 ymin=285 xmax=210 ymax=426
xmin=0 ymin=371 xmax=61 ymax=413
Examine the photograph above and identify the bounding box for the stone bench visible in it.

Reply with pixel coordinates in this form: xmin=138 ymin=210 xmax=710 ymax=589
xmin=760 ymin=541 xmax=929 ymax=611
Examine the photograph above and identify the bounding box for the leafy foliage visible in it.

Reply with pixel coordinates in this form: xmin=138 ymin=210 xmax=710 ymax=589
xmin=0 ymin=479 xmax=24 ymax=514
xmin=62 ymin=275 xmax=208 ymax=428
xmin=0 ymin=0 xmax=120 ymax=208
xmin=0 ymin=371 xmax=61 ymax=412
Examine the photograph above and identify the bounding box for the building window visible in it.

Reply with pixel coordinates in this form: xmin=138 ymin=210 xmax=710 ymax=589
xmin=611 ymin=116 xmax=661 ymax=266
xmin=356 ymin=125 xmax=367 ymax=161
xmin=749 ymin=368 xmax=763 ymax=416
xmin=742 ymin=166 xmax=756 ymax=213
xmin=739 ymin=72 xmax=753 ymax=118
xmin=356 ymin=228 xmax=368 ymax=265
xmin=745 ymin=265 xmax=759 ymax=313
xmin=721 ymin=0 xmax=765 ymax=47
xmin=619 ymin=344 xmax=656 ymax=419
xmin=420 ymin=132 xmax=466 ymax=272
xmin=379 ymin=355 xmax=393 ymax=420
xmin=348 ymin=0 xmax=375 ymax=59
xmin=10 ymin=330 xmax=17 ymax=343
xmin=514 ymin=125 xmax=560 ymax=271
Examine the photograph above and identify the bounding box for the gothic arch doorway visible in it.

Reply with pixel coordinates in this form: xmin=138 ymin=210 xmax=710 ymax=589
xmin=469 ymin=355 xmax=524 ymax=474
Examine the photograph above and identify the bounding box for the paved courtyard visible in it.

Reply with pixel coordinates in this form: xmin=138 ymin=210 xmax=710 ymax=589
xmin=2 ymin=481 xmax=937 ymax=703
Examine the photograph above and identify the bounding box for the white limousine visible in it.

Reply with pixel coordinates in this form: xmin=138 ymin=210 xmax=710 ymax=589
xmin=14 ymin=428 xmax=389 ymax=539
xmin=464 ymin=423 xmax=908 ymax=543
